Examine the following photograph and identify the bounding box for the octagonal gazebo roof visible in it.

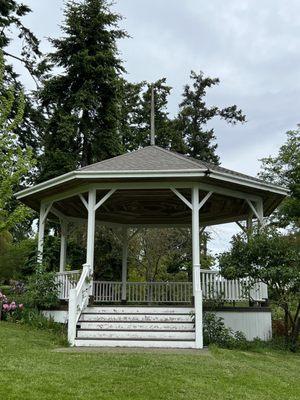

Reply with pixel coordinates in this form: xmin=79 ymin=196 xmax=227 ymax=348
xmin=16 ymin=146 xmax=288 ymax=227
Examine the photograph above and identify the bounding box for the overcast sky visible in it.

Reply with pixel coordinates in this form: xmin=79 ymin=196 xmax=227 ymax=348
xmin=9 ymin=0 xmax=299 ymax=254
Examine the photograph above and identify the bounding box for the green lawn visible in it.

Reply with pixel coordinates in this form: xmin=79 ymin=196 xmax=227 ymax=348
xmin=0 ymin=322 xmax=299 ymax=400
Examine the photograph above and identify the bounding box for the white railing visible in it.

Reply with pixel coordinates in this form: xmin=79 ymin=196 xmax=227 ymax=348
xmin=67 ymin=264 xmax=92 ymax=345
xmin=56 ymin=270 xmax=81 ymax=300
xmin=58 ymin=270 xmax=268 ymax=305
xmin=93 ymin=281 xmax=193 ymax=303
xmin=92 ymin=272 xmax=267 ymax=304
xmin=200 ymin=270 xmax=268 ymax=302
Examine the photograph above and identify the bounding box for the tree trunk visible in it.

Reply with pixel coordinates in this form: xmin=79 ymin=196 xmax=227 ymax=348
xmin=290 ymin=301 xmax=300 ymax=352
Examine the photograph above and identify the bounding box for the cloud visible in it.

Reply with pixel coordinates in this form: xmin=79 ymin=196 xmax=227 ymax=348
xmin=9 ymin=0 xmax=299 ymax=253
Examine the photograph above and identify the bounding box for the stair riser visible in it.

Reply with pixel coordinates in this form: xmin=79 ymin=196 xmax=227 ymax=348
xmin=80 ymin=314 xmax=193 ymax=323
xmin=79 ymin=322 xmax=194 ymax=331
xmin=74 ymin=339 xmax=196 ymax=348
xmin=85 ymin=307 xmax=193 ymax=314
xmin=77 ymin=330 xmax=195 ymax=340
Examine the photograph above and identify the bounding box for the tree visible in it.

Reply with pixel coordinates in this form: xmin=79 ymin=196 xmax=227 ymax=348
xmin=0 ymin=0 xmax=43 ymax=84
xmin=219 ymin=227 xmax=300 ymax=351
xmin=0 ymin=52 xmax=34 ymax=235
xmin=38 ymin=0 xmax=128 ymax=182
xmin=175 ymin=71 xmax=246 ymax=164
xmin=259 ymin=128 xmax=300 ymax=231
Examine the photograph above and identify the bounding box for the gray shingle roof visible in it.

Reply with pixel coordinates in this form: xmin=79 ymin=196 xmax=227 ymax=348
xmin=79 ymin=145 xmax=266 ymax=185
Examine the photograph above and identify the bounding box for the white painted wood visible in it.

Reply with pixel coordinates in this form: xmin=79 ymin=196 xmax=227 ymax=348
xmin=68 ymin=263 xmax=93 ymax=345
xmin=79 ymin=313 xmax=193 ymax=323
xmin=170 ymin=187 xmax=192 ymax=209
xmin=83 ymin=306 xmax=193 ymax=314
xmin=121 ymin=227 xmax=128 ymax=301
xmin=77 ymin=330 xmax=195 ymax=340
xmin=74 ymin=339 xmax=196 ymax=348
xmin=16 ymin=163 xmax=288 ymax=202
xmin=198 ymin=191 xmax=213 ymax=210
xmin=256 ymin=199 xmax=265 ymax=227
xmin=246 ymin=199 xmax=260 ymax=219
xmin=56 ymin=270 xmax=81 ymax=300
xmin=37 ymin=202 xmax=46 ymax=264
xmin=79 ymin=322 xmax=194 ymax=331
xmin=192 ymin=186 xmax=203 ymax=349
xmin=59 ymin=220 xmax=68 ymax=272
xmin=93 ymin=281 xmax=193 ymax=303
xmin=79 ymin=193 xmax=88 ymax=210
xmin=212 ymin=310 xmax=272 ymax=341
xmin=94 ymin=188 xmax=116 ymax=211
xmin=86 ymin=189 xmax=96 ymax=272
xmin=42 ymin=310 xmax=68 ymax=324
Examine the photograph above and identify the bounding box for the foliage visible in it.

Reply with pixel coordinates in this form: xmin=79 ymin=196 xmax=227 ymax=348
xmin=38 ymin=0 xmax=128 ymax=182
xmin=25 ymin=264 xmax=60 ymax=309
xmin=0 ymin=237 xmax=37 ymax=281
xmin=0 ymin=0 xmax=43 ymax=83
xmin=0 ymin=51 xmax=34 ymax=236
xmin=174 ymin=71 xmax=246 ymax=163
xmin=219 ymin=227 xmax=300 ymax=351
xmin=0 ymin=289 xmax=24 ymax=321
xmin=203 ymin=312 xmax=249 ymax=349
xmin=259 ymin=128 xmax=300 ymax=231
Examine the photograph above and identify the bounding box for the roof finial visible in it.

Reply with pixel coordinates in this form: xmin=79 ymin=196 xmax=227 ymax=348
xmin=150 ymin=84 xmax=155 ymax=146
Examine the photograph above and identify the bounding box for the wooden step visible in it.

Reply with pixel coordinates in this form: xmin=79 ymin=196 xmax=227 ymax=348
xmin=74 ymin=338 xmax=196 ymax=348
xmin=85 ymin=306 xmax=194 ymax=314
xmin=76 ymin=329 xmax=195 ymax=340
xmin=79 ymin=313 xmax=193 ymax=323
xmin=79 ymin=321 xmax=194 ymax=331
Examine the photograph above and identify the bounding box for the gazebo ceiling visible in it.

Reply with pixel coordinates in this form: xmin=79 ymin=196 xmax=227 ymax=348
xmin=16 ymin=146 xmax=288 ymax=226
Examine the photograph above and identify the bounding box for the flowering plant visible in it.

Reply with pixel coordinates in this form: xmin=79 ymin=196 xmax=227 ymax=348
xmin=0 ymin=290 xmax=24 ymax=320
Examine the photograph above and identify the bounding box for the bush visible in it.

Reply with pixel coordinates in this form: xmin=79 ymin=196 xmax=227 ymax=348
xmin=203 ymin=312 xmax=249 ymax=349
xmin=25 ymin=264 xmax=60 ymax=309
xmin=0 ymin=290 xmax=24 ymax=321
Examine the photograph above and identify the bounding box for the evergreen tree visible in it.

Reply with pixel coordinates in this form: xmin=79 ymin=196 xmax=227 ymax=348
xmin=0 ymin=0 xmax=45 ymax=171
xmin=176 ymin=71 xmax=246 ymax=164
xmin=39 ymin=0 xmax=128 ymax=181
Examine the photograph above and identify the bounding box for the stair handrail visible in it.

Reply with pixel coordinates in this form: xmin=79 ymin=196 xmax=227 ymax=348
xmin=68 ymin=263 xmax=92 ymax=345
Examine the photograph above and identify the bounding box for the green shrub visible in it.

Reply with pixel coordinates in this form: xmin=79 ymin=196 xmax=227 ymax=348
xmin=203 ymin=312 xmax=250 ymax=349
xmin=25 ymin=264 xmax=60 ymax=310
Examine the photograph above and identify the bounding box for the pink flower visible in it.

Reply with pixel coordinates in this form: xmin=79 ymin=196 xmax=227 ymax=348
xmin=3 ymin=303 xmax=11 ymax=312
xmin=10 ymin=302 xmax=16 ymax=311
xmin=18 ymin=304 xmax=24 ymax=309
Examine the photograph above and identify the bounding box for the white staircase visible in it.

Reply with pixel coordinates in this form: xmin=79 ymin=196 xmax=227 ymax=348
xmin=74 ymin=306 xmax=196 ymax=348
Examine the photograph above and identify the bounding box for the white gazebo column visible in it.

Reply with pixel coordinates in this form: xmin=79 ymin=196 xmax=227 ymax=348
xmin=59 ymin=220 xmax=68 ymax=272
xmin=86 ymin=188 xmax=96 ymax=272
xmin=37 ymin=201 xmax=52 ymax=264
xmin=121 ymin=227 xmax=128 ymax=302
xmin=37 ymin=202 xmax=46 ymax=264
xmin=191 ymin=186 xmax=203 ymax=349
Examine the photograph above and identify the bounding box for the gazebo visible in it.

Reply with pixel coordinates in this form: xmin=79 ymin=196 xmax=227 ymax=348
xmin=16 ymin=145 xmax=288 ymax=348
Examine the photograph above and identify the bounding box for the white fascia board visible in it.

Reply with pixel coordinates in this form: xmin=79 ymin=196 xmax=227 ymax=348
xmin=15 ymin=169 xmax=205 ymax=199
xmin=15 ymin=171 xmax=76 ymax=199
xmin=209 ymin=171 xmax=289 ymax=196
xmin=15 ymin=167 xmax=289 ymax=201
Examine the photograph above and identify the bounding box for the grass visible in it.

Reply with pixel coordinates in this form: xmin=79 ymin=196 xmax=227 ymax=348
xmin=0 ymin=322 xmax=299 ymax=400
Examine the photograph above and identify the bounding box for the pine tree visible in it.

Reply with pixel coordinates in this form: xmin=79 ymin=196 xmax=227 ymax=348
xmin=176 ymin=71 xmax=246 ymax=164
xmin=38 ymin=0 xmax=128 ymax=181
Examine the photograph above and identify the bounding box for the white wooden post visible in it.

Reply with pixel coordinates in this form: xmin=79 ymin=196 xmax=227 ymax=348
xmin=86 ymin=189 xmax=96 ymax=272
xmin=256 ymin=199 xmax=265 ymax=227
xmin=121 ymin=227 xmax=128 ymax=301
xmin=191 ymin=186 xmax=203 ymax=349
xmin=59 ymin=220 xmax=68 ymax=272
xmin=37 ymin=202 xmax=46 ymax=264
